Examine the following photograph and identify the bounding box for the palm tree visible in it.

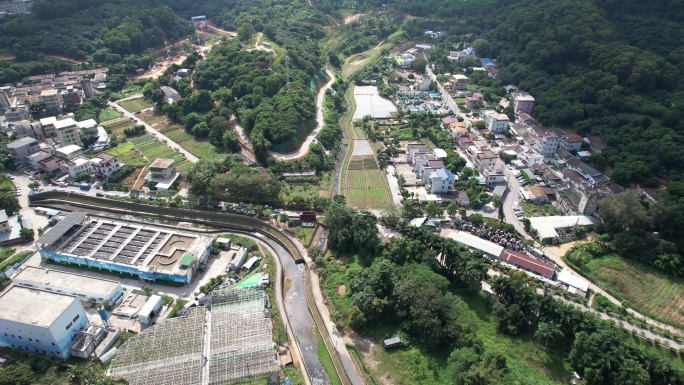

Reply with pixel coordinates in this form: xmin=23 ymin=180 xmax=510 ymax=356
xmin=534 ymin=322 xmax=564 ymax=351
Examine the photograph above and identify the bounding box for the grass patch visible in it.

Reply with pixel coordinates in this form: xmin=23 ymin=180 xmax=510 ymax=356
xmin=0 ymin=248 xmax=15 ymax=261
xmin=118 ymin=98 xmax=152 ymax=113
xmin=316 ymin=326 xmax=343 ymax=385
xmin=567 ymin=249 xmax=684 ymax=329
xmin=218 ymin=234 xmax=257 ymax=251
xmin=291 ymin=226 xmax=315 ymax=246
xmin=279 ymin=173 xmax=332 ymax=203
xmin=0 ymin=251 xmax=32 ymax=271
xmin=520 ymin=202 xmax=560 ymax=217
xmin=341 ymin=42 xmax=390 ymax=77
xmin=99 ymin=108 xmax=122 ymax=122
xmin=114 ymin=331 xmax=137 ymax=348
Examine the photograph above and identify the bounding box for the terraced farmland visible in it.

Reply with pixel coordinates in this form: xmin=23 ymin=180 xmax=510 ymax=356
xmin=580 ymin=253 xmax=684 ymax=329
xmin=107 ymin=134 xmax=190 ymax=169
xmin=140 ymin=111 xmax=219 ymax=161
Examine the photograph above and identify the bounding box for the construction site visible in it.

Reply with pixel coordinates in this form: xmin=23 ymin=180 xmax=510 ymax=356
xmin=110 ymin=286 xmax=279 ymax=385
xmin=34 ymin=212 xmax=214 ymax=284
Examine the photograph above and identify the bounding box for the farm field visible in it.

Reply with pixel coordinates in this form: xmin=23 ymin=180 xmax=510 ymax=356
xmin=118 ymin=97 xmax=152 ymax=113
xmin=140 ymin=111 xmax=219 ymax=161
xmin=101 ymin=117 xmax=135 ymax=136
xmin=106 ymin=134 xmax=190 ymax=169
xmin=574 ymin=252 xmax=684 ymax=329
xmin=99 ymin=108 xmax=122 ymax=122
xmin=347 ymin=156 xmax=377 ymax=170
xmin=344 ymin=169 xmax=392 ymax=209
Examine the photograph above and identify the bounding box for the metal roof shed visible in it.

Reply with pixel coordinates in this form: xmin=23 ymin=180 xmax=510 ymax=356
xmin=383 ymin=337 xmax=402 ymax=349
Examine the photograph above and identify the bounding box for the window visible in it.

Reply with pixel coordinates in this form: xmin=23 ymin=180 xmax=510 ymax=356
xmin=3 ymin=333 xmax=6 ymax=336
xmin=51 ymin=343 xmax=55 ymax=346
xmin=73 ymin=314 xmax=80 ymax=322
xmin=18 ymin=336 xmax=21 ymax=339
xmin=65 ymin=322 xmax=73 ymax=330
xmin=36 ymin=339 xmax=39 ymax=343
xmin=28 ymin=338 xmax=32 ymax=341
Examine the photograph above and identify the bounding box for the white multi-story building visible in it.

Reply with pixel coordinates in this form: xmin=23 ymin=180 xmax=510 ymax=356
xmin=483 ymin=110 xmax=510 ymax=133
xmin=39 ymin=116 xmax=58 ymax=136
xmin=76 ymin=119 xmax=98 ymax=136
xmin=55 ymin=144 xmax=83 ymax=161
xmin=6 ymin=136 xmax=40 ymax=167
xmin=406 ymin=143 xmax=430 ymax=164
xmin=517 ymin=149 xmax=544 ymax=166
xmin=64 ymin=157 xmax=90 ymax=178
xmin=427 ymin=168 xmax=455 ymax=194
xmin=559 ymin=134 xmax=583 ymax=152
xmin=40 ymin=90 xmax=61 ymax=114
xmin=513 ymin=91 xmax=535 ymax=115
xmin=483 ymin=163 xmax=506 ymax=187
xmin=536 ymin=130 xmax=560 ymax=157
xmin=89 ymin=153 xmax=122 ymax=180
xmin=0 ymin=286 xmax=89 ymax=359
xmin=54 ymin=118 xmax=81 ymax=147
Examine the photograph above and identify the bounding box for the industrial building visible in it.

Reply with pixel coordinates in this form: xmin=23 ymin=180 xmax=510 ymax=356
xmin=0 ymin=286 xmax=89 ymax=359
xmin=35 ymin=212 xmax=214 ymax=284
xmin=528 ymin=215 xmax=597 ymax=243
xmin=501 ymin=249 xmax=556 ymax=279
xmin=448 ymin=231 xmax=504 ymax=258
xmin=111 ymin=286 xmax=278 ymax=385
xmin=11 ymin=266 xmax=123 ymax=305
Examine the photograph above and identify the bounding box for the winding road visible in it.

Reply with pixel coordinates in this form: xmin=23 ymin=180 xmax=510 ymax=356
xmin=233 ymin=68 xmax=337 ymax=161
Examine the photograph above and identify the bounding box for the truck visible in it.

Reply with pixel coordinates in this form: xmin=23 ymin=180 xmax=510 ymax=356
xmin=79 ymin=183 xmax=90 ymax=191
xmin=299 ymin=211 xmax=317 ymax=222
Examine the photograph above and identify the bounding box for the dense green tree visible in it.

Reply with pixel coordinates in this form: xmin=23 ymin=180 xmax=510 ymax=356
xmin=0 ymin=193 xmax=20 ymax=216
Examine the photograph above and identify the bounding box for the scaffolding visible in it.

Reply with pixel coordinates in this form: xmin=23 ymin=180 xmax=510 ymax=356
xmin=208 ymin=287 xmax=278 ymax=385
xmin=109 ymin=307 xmax=206 ymax=385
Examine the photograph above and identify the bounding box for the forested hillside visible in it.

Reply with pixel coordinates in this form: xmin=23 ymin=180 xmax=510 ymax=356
xmin=0 ymin=0 xmax=193 ymax=62
xmin=488 ymin=0 xmax=684 ymax=188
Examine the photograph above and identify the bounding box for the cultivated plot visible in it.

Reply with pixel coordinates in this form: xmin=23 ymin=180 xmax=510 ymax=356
xmin=344 ymin=169 xmax=392 ymax=209
xmin=119 ymin=98 xmax=153 ymax=113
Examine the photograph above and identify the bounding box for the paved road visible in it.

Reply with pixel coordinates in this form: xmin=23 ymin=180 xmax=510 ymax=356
xmin=500 ymin=168 xmax=531 ymax=238
xmin=108 ymin=97 xmax=199 ymax=163
xmin=233 ymin=68 xmax=337 ymax=161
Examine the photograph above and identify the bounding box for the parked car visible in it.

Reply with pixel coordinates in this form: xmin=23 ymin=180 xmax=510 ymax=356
xmin=96 ymin=192 xmax=105 ymax=197
xmin=59 ymin=182 xmax=69 ymax=187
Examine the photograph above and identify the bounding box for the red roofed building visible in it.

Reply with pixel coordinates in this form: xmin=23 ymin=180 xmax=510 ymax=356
xmin=501 ymin=250 xmax=555 ymax=279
